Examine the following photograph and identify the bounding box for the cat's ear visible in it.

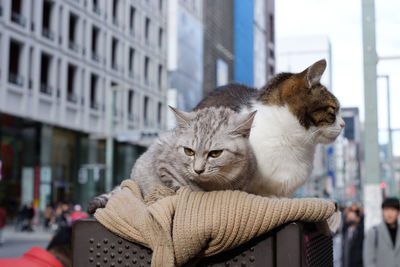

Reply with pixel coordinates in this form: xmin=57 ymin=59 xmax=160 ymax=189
xmin=169 ymin=106 xmax=194 ymax=128
xmin=229 ymin=111 xmax=257 ymax=138
xmin=301 ymin=59 xmax=326 ymax=88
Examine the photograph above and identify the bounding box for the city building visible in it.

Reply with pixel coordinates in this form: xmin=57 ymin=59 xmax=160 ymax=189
xmin=334 ymin=107 xmax=362 ymax=203
xmin=235 ymin=0 xmax=275 ymax=88
xmin=277 ymin=35 xmax=332 ymax=89
xmin=0 ymin=0 xmax=168 ymax=214
xmin=202 ymin=0 xmax=275 ymax=94
xmin=277 ymin=35 xmax=334 ymax=198
xmin=202 ymin=0 xmax=234 ymax=95
xmin=167 ymin=0 xmax=203 ymax=112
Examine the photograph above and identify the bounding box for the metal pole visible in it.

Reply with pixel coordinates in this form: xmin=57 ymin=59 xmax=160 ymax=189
xmin=378 ymin=75 xmax=395 ymax=196
xmin=362 ymin=0 xmax=382 ymax=231
xmin=385 ymin=76 xmax=395 ymax=196
xmin=105 ymin=87 xmax=114 ymax=192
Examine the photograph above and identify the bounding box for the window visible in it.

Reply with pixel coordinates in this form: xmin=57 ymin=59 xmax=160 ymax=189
xmin=40 ymin=53 xmax=52 ymax=95
xmin=92 ymin=0 xmax=100 ymax=15
xmin=67 ymin=64 xmax=77 ymax=103
xmin=56 ymin=59 xmax=61 ymax=97
xmin=128 ymin=48 xmax=135 ymax=78
xmin=144 ymin=96 xmax=149 ymax=126
xmin=158 ymin=65 xmax=162 ymax=89
xmin=42 ymin=0 xmax=54 ymax=40
xmin=128 ymin=91 xmax=134 ymax=121
xmin=112 ymin=0 xmax=118 ymax=26
xmin=159 ymin=0 xmax=163 ymax=11
xmin=28 ymin=47 xmax=33 ymax=89
xmin=91 ymin=26 xmax=100 ymax=62
xmin=68 ymin=13 xmax=78 ymax=52
xmin=129 ymin=7 xmax=135 ymax=36
xmin=8 ymin=40 xmax=24 ymax=86
xmin=111 ymin=38 xmax=118 ymax=70
xmin=90 ymin=74 xmax=98 ymax=109
xmin=145 ymin=17 xmax=150 ymax=44
xmin=58 ymin=6 xmax=63 ymax=44
xmin=158 ymin=28 xmax=163 ymax=49
xmin=11 ymin=0 xmax=26 ymax=27
xmin=269 ymin=65 xmax=275 ymax=76
xmin=157 ymin=102 xmax=162 ymax=127
xmin=111 ymin=82 xmax=118 ymax=116
xmin=144 ymin=57 xmax=149 ymax=85
xmin=269 ymin=14 xmax=274 ymax=43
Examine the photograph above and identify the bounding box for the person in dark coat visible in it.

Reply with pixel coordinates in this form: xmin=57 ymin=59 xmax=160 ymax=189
xmin=363 ymin=197 xmax=400 ymax=267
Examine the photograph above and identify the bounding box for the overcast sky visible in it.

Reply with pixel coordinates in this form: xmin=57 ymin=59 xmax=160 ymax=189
xmin=276 ymin=0 xmax=400 ymax=155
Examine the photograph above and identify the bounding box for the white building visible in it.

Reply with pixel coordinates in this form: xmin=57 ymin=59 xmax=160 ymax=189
xmin=0 ymin=0 xmax=167 ymax=138
xmin=277 ymin=35 xmax=334 ymax=197
xmin=0 ymin=0 xmax=168 ymax=210
xmin=277 ymin=35 xmax=332 ymax=89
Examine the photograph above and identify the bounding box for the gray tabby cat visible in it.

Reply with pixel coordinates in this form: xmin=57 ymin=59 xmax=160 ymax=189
xmin=87 ymin=106 xmax=257 ymax=214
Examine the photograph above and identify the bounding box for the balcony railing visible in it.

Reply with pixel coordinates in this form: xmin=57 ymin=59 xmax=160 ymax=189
xmin=40 ymin=84 xmax=53 ymax=95
xmin=91 ymin=52 xmax=100 ymax=62
xmin=111 ymin=63 xmax=119 ymax=71
xmin=67 ymin=92 xmax=78 ymax=103
xmin=93 ymin=6 xmax=101 ymax=15
xmin=42 ymin=28 xmax=55 ymax=40
xmin=11 ymin=12 xmax=26 ymax=27
xmin=8 ymin=73 xmax=24 ymax=87
xmin=90 ymin=101 xmax=99 ymax=110
xmin=68 ymin=41 xmax=79 ymax=53
xmin=112 ymin=17 xmax=118 ymax=27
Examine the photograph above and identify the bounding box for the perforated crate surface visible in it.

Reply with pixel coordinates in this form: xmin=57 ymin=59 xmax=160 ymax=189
xmin=73 ymin=219 xmax=333 ymax=267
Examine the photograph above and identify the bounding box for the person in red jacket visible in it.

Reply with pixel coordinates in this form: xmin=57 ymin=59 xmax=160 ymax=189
xmin=0 ymin=226 xmax=72 ymax=267
xmin=0 ymin=206 xmax=6 ymax=246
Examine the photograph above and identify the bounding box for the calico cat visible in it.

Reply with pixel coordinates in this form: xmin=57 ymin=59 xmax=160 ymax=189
xmin=87 ymin=106 xmax=257 ymax=214
xmin=195 ymin=59 xmax=344 ymax=197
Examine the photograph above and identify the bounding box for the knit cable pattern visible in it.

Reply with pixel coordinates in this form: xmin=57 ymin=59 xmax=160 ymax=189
xmin=94 ymin=180 xmax=335 ymax=267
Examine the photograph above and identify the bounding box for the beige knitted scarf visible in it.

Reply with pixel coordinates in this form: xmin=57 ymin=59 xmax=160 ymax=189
xmin=94 ymin=180 xmax=336 ymax=267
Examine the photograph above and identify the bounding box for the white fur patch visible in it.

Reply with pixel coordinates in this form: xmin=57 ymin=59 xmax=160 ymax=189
xmin=242 ymin=103 xmax=317 ymax=197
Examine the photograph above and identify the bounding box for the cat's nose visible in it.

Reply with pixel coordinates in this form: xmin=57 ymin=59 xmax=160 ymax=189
xmin=194 ymin=169 xmax=204 ymax=175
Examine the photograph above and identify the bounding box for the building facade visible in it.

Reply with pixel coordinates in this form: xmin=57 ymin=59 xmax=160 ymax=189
xmin=167 ymin=0 xmax=203 ymax=112
xmin=0 ymin=0 xmax=168 ymax=214
xmin=234 ymin=0 xmax=275 ymax=88
xmin=202 ymin=0 xmax=234 ymax=95
xmin=277 ymin=36 xmax=334 ymax=198
xmin=202 ymin=0 xmax=275 ymax=95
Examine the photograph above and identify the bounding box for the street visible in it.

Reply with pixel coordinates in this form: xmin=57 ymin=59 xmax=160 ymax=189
xmin=0 ymin=226 xmax=53 ymax=258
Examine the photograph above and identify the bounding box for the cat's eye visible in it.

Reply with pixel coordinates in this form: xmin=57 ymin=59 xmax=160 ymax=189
xmin=184 ymin=147 xmax=195 ymax=156
xmin=208 ymin=150 xmax=223 ymax=158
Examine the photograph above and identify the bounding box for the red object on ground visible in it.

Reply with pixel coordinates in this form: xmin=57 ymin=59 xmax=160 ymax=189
xmin=71 ymin=210 xmax=88 ymax=222
xmin=0 ymin=207 xmax=6 ymax=228
xmin=0 ymin=246 xmax=63 ymax=267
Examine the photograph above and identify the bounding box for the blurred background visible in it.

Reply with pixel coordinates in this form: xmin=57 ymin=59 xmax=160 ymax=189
xmin=0 ymin=0 xmax=398 ymax=265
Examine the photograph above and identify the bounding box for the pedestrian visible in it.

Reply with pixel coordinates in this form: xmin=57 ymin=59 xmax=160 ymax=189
xmin=43 ymin=204 xmax=54 ymax=230
xmin=70 ymin=204 xmax=88 ymax=222
xmin=363 ymin=197 xmax=400 ymax=267
xmin=0 ymin=206 xmax=6 ymax=246
xmin=342 ymin=205 xmax=364 ymax=267
xmin=0 ymin=226 xmax=72 ymax=267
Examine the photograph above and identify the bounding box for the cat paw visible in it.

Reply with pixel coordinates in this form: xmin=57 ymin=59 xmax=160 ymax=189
xmin=87 ymin=196 xmax=108 ymax=215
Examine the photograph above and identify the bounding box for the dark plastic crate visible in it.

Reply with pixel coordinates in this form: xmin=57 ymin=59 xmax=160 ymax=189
xmin=72 ymin=219 xmax=332 ymax=267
